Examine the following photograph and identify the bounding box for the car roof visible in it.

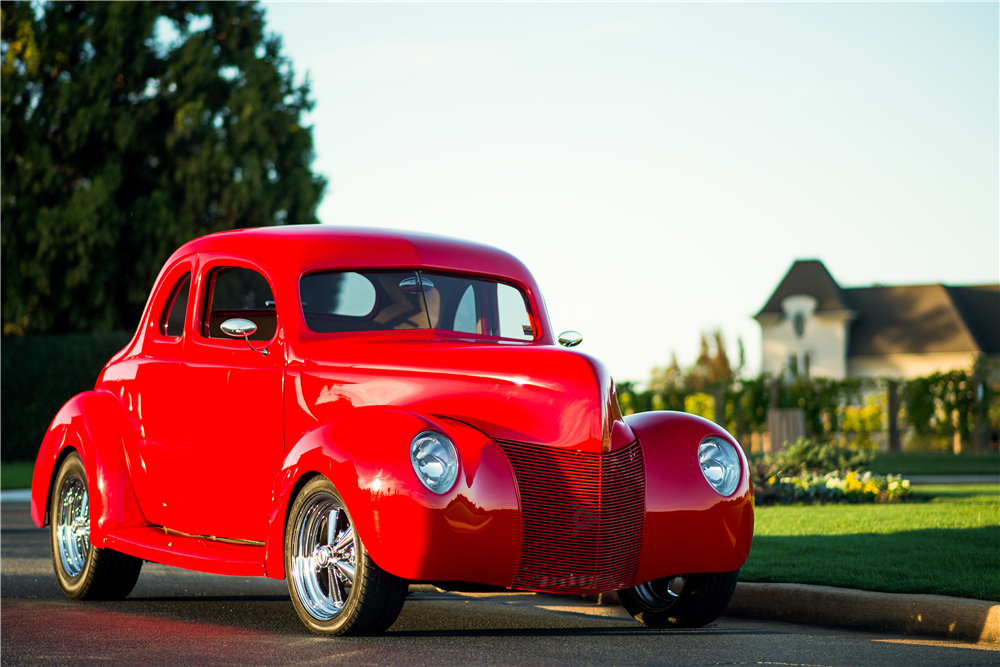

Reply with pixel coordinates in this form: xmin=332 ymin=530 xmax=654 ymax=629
xmin=168 ymin=225 xmax=536 ymax=285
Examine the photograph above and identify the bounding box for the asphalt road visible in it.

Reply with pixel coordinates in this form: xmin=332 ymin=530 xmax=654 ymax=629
xmin=3 ymin=501 xmax=996 ymax=667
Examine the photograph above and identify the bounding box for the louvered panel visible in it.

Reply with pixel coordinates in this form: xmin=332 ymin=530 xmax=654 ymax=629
xmin=499 ymin=440 xmax=645 ymax=594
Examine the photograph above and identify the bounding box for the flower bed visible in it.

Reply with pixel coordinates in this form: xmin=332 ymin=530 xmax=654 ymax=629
xmin=754 ymin=470 xmax=911 ymax=506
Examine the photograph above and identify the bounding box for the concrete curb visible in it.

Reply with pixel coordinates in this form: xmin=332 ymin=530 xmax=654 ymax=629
xmin=1 ymin=489 xmax=32 ymax=504
xmin=908 ymin=474 xmax=1000 ymax=484
xmin=725 ymin=582 xmax=1000 ymax=645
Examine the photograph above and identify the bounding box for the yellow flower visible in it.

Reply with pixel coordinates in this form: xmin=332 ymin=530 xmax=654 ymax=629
xmin=768 ymin=476 xmax=776 ymax=485
xmin=863 ymin=481 xmax=879 ymax=494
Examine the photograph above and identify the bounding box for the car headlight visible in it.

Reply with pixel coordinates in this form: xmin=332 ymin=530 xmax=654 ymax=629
xmin=698 ymin=436 xmax=741 ymax=496
xmin=410 ymin=431 xmax=459 ymax=494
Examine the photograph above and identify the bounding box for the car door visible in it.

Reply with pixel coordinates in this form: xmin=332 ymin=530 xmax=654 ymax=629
xmin=138 ymin=255 xmax=285 ymax=542
xmin=128 ymin=257 xmax=197 ymax=529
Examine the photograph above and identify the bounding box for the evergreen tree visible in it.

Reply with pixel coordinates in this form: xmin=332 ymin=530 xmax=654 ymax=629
xmin=1 ymin=1 xmax=326 ymax=335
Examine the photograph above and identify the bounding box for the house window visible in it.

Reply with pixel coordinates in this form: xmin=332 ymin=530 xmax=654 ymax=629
xmin=787 ymin=351 xmax=813 ymax=379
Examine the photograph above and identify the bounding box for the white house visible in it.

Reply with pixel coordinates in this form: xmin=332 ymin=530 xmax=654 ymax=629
xmin=755 ymin=260 xmax=1000 ymax=380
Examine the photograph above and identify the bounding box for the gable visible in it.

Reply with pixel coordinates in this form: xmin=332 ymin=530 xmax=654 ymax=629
xmin=757 ymin=260 xmax=849 ymax=316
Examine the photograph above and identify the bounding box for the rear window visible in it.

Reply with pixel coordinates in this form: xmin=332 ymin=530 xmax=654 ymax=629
xmin=300 ymin=271 xmax=535 ymax=340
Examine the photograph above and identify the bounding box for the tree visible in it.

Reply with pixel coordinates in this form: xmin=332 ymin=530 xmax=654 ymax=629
xmin=683 ymin=329 xmax=734 ymax=392
xmin=1 ymin=1 xmax=326 ymax=335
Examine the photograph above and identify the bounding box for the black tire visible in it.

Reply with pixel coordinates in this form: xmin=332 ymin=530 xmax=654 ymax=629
xmin=49 ymin=451 xmax=143 ymax=600
xmin=284 ymin=476 xmax=408 ymax=636
xmin=619 ymin=570 xmax=740 ymax=628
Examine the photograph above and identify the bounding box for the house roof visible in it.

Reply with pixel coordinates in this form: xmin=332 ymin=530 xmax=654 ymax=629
xmin=844 ymin=285 xmax=997 ymax=356
xmin=757 ymin=260 xmax=1000 ymax=356
xmin=756 ymin=260 xmax=850 ymax=315
xmin=946 ymin=285 xmax=1000 ymax=355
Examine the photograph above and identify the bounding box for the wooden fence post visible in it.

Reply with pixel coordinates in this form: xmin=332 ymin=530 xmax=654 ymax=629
xmin=974 ymin=375 xmax=986 ymax=456
xmin=887 ymin=380 xmax=901 ymax=454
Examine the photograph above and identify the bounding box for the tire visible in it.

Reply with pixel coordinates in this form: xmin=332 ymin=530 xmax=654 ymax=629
xmin=619 ymin=570 xmax=740 ymax=628
xmin=49 ymin=451 xmax=143 ymax=600
xmin=284 ymin=476 xmax=408 ymax=636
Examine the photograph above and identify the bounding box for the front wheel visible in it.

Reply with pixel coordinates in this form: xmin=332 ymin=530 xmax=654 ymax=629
xmin=284 ymin=476 xmax=408 ymax=636
xmin=49 ymin=451 xmax=143 ymax=600
xmin=619 ymin=570 xmax=740 ymax=628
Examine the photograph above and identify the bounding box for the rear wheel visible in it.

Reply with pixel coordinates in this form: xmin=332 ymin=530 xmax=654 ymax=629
xmin=285 ymin=476 xmax=408 ymax=636
xmin=619 ymin=570 xmax=740 ymax=628
xmin=49 ymin=452 xmax=142 ymax=600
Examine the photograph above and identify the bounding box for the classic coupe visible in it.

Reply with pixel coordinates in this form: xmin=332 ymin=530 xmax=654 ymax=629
xmin=32 ymin=226 xmax=753 ymax=635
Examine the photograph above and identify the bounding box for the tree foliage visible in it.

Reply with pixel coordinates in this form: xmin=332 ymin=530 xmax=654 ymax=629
xmin=1 ymin=1 xmax=326 ymax=335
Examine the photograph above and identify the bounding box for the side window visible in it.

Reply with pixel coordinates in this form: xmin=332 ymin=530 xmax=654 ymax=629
xmin=203 ymin=267 xmax=276 ymax=341
xmin=159 ymin=273 xmax=191 ymax=338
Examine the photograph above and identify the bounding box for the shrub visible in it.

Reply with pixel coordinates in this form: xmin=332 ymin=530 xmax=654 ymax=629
xmin=1 ymin=332 xmax=133 ymax=461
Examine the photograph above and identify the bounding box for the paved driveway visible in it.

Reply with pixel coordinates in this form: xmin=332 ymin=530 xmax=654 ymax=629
xmin=3 ymin=502 xmax=995 ymax=667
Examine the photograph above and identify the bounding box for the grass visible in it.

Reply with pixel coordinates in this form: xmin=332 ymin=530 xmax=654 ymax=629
xmin=741 ymin=484 xmax=1000 ymax=601
xmin=868 ymin=451 xmax=1000 ymax=476
xmin=1 ymin=462 xmax=33 ymax=490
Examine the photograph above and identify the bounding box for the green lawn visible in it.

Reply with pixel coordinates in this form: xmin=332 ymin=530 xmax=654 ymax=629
xmin=741 ymin=484 xmax=1000 ymax=601
xmin=868 ymin=451 xmax=1000 ymax=476
xmin=1 ymin=462 xmax=33 ymax=490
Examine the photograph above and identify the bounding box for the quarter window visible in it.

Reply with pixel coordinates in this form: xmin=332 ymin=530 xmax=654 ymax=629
xmin=159 ymin=273 xmax=191 ymax=338
xmin=203 ymin=267 xmax=276 ymax=341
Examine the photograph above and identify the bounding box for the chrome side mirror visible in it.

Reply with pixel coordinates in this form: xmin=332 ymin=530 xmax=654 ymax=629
xmin=220 ymin=318 xmax=269 ymax=357
xmin=220 ymin=318 xmax=258 ymax=338
xmin=557 ymin=330 xmax=583 ymax=348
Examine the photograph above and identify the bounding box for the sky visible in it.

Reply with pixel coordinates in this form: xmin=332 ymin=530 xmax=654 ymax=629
xmin=261 ymin=2 xmax=999 ymax=385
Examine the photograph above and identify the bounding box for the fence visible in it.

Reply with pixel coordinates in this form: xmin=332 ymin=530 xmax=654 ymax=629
xmin=617 ymin=362 xmax=999 ymax=455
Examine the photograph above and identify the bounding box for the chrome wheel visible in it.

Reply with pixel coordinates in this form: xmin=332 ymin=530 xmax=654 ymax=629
xmin=632 ymin=575 xmax=686 ymax=612
xmin=289 ymin=491 xmax=357 ymax=621
xmin=55 ymin=473 xmax=90 ymax=578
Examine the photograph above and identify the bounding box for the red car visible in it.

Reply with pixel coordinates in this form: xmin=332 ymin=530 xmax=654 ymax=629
xmin=31 ymin=227 xmax=753 ymax=636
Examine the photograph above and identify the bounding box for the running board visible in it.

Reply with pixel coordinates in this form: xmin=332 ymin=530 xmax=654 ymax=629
xmin=105 ymin=526 xmax=267 ymax=577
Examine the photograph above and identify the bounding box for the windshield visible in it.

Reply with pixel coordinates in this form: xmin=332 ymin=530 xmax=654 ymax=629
xmin=300 ymin=270 xmax=536 ymax=340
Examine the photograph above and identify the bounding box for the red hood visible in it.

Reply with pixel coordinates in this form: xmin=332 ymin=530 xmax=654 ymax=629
xmin=289 ymin=337 xmax=633 ymax=454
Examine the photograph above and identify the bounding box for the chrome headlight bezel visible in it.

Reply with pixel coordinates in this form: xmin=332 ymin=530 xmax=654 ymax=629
xmin=698 ymin=435 xmax=741 ymax=497
xmin=409 ymin=430 xmax=459 ymax=494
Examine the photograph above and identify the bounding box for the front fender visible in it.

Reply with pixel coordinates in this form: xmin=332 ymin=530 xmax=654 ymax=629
xmin=264 ymin=407 xmax=521 ymax=584
xmin=628 ymin=411 xmax=754 ymax=585
xmin=30 ymin=391 xmax=147 ymax=546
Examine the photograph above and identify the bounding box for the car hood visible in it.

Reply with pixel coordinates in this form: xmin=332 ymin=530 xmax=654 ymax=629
xmin=290 ymin=337 xmax=634 ymax=454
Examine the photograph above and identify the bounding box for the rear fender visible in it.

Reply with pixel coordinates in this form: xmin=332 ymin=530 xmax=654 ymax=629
xmin=30 ymin=391 xmax=148 ymax=546
xmin=627 ymin=411 xmax=754 ymax=585
xmin=263 ymin=407 xmax=521 ymax=584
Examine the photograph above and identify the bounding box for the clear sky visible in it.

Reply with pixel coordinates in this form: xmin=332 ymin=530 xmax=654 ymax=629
xmin=262 ymin=2 xmax=999 ymax=385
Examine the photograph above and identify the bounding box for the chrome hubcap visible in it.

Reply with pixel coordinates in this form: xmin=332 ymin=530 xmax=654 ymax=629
xmin=290 ymin=492 xmax=357 ymax=621
xmin=56 ymin=474 xmax=90 ymax=578
xmin=633 ymin=575 xmax=686 ymax=612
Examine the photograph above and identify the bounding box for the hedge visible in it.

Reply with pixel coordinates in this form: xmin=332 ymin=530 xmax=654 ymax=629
xmin=1 ymin=332 xmax=133 ymax=461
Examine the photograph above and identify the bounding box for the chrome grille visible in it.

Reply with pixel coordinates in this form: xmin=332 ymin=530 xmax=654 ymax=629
xmin=498 ymin=440 xmax=645 ymax=593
